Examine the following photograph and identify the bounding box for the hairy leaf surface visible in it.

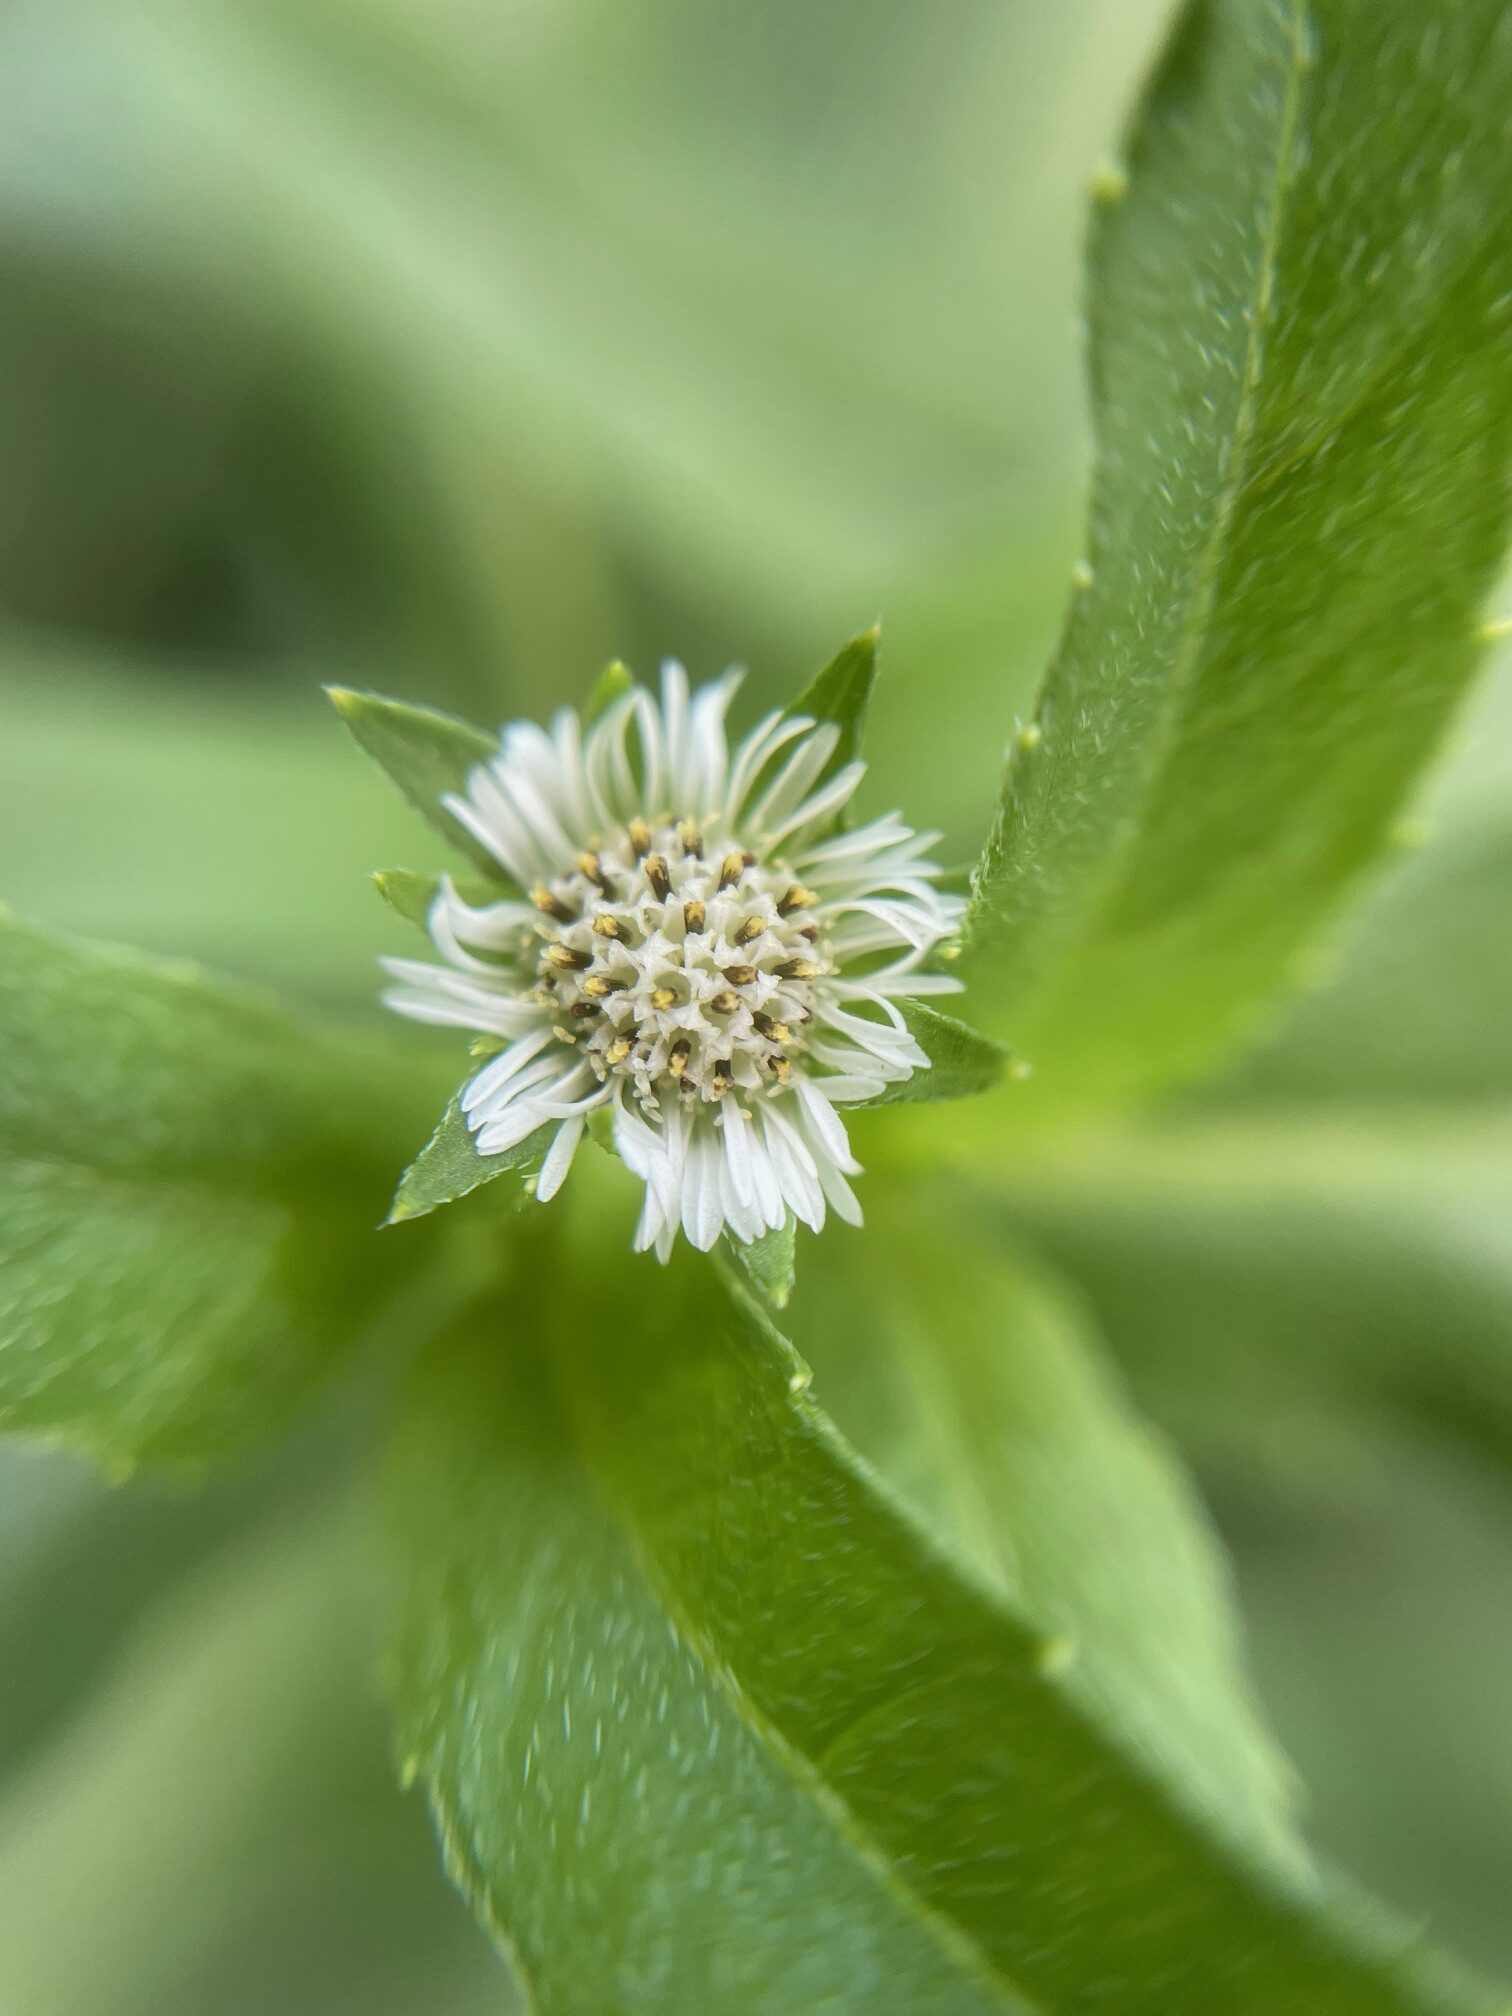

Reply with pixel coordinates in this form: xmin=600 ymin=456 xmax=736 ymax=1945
xmin=388 ymin=1257 xmax=1491 ymax=2014
xmin=966 ymin=0 xmax=1512 ymax=1117
xmin=0 ymin=916 xmax=428 ymax=1466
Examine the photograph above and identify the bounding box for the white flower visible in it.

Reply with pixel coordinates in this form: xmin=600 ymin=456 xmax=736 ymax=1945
xmin=383 ymin=663 xmax=964 ymax=1258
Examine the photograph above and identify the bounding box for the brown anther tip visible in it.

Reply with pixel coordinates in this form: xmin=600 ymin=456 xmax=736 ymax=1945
xmin=776 ymin=957 xmax=819 ymax=980
xmin=798 ymin=924 xmax=819 ymax=941
xmin=669 ymin=1040 xmax=692 ymax=1076
xmin=576 ymin=852 xmax=613 ymax=895
xmin=682 ymin=900 xmax=706 ymax=934
xmin=770 ymin=1055 xmax=792 ymax=1082
xmin=677 ymin=819 xmax=703 ymax=855
xmin=753 ymin=1012 xmax=790 ymax=1044
xmin=733 ymin=915 xmax=765 ymax=945
xmin=569 ymin=1001 xmax=600 ymax=1020
xmin=650 ymin=986 xmax=678 ymax=1012
xmin=627 ymin=817 xmax=652 ymax=858
xmin=592 ymin=913 xmax=627 ymax=939
xmin=777 ymin=885 xmax=815 ymax=915
xmin=723 ymin=964 xmax=758 ymax=987
xmin=532 ymin=884 xmax=575 ymax=922
xmin=717 ymin=850 xmax=746 ymax=891
xmin=644 ymin=854 xmax=672 ymax=902
xmin=581 ymin=974 xmax=625 ymax=998
xmin=712 ymin=1060 xmax=735 ymax=1092
xmin=710 ymin=989 xmax=741 ymax=1015
xmin=547 ymin=943 xmax=592 ymax=970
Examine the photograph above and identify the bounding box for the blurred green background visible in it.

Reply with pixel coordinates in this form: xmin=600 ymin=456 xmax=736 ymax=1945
xmin=2 ymin=0 xmax=1510 ymax=2007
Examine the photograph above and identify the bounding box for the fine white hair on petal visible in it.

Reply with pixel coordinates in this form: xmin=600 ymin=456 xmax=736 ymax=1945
xmin=381 ymin=661 xmax=968 ymax=1257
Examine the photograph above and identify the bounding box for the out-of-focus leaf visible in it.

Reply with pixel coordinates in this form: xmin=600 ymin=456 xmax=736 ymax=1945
xmin=0 ymin=0 xmax=1146 ymax=724
xmin=989 ymin=1112 xmax=1512 ymax=1476
xmin=0 ymin=655 xmax=438 ymax=1007
xmin=386 ymin=1096 xmax=548 ymax=1226
xmin=0 ymin=915 xmax=432 ymax=1468
xmin=388 ymin=1260 xmax=1492 ymax=2015
xmin=1232 ymin=1430 xmax=1512 ymax=1987
xmin=1217 ymin=648 xmax=1512 ymax=1107
xmin=966 ymin=0 xmax=1512 ymax=1119
xmin=1219 ymin=806 xmax=1512 ymax=1107
xmin=0 ymin=1486 xmax=514 ymax=2016
xmin=327 ymin=687 xmax=506 ymax=878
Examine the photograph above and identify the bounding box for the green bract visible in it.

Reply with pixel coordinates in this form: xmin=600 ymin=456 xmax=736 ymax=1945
xmin=2 ymin=0 xmax=1511 ymax=2009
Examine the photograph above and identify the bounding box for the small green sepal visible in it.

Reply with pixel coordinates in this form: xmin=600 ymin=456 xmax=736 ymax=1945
xmin=387 ymin=1095 xmax=551 ymax=1225
xmin=327 ymin=686 xmax=512 ymax=882
xmin=869 ymin=1003 xmax=1014 ymax=1107
xmin=585 ymin=660 xmax=635 ymax=722
xmin=725 ymin=1217 xmax=797 ymax=1309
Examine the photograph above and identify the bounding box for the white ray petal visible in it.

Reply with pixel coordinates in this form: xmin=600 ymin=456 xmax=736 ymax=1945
xmin=535 ymin=1117 xmax=585 ymax=1203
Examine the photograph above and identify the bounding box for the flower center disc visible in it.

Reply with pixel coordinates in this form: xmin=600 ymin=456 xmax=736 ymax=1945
xmin=534 ymin=816 xmax=823 ymax=1109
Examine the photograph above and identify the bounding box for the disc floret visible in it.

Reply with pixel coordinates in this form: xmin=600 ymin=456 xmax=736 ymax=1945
xmin=532 ymin=818 xmax=826 ymax=1111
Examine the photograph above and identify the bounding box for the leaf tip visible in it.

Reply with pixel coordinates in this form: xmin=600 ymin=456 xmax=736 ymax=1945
xmin=586 ymin=658 xmax=636 ymax=722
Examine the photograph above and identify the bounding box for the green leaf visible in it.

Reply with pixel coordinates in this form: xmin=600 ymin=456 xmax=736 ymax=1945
xmin=786 ymin=625 xmax=880 ymax=786
xmin=868 ymin=1002 xmax=1012 ymax=1107
xmin=387 ymin=1094 xmax=550 ymax=1225
xmin=0 ymin=652 xmax=456 ymax=1009
xmin=965 ymin=0 xmax=1512 ymax=1120
xmin=0 ymin=914 xmax=429 ymax=1469
xmin=328 ymin=687 xmax=510 ymax=881
xmin=0 ymin=1487 xmax=513 ymax=2016
xmin=791 ymin=1210 xmax=1301 ymax=1876
xmin=1221 ymin=805 xmax=1512 ymax=1108
xmin=991 ymin=1109 xmax=1512 ymax=1480
xmin=388 ymin=1258 xmax=1493 ymax=2015
xmin=724 ymin=1217 xmax=796 ymax=1310
xmin=1216 ymin=650 xmax=1512 ymax=1107
xmin=585 ymin=659 xmax=634 ymax=723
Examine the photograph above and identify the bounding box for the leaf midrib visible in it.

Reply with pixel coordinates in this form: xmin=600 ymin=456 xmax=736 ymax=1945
xmin=563 ymin=1358 xmax=1043 ymax=2016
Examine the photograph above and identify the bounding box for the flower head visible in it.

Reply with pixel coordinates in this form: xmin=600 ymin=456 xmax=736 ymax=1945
xmin=383 ymin=664 xmax=963 ymax=1257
